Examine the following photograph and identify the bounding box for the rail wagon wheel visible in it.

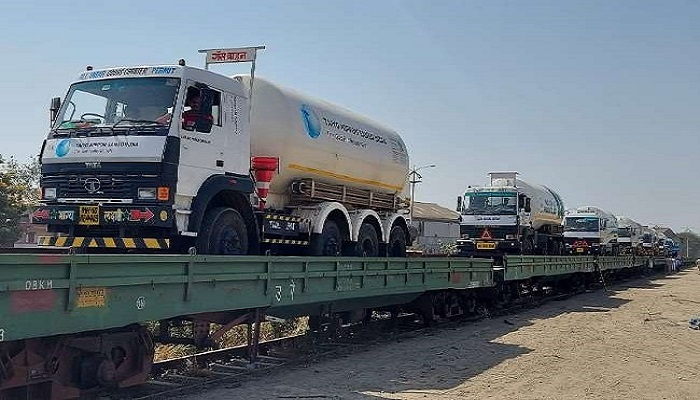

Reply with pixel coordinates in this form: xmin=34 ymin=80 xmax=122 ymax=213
xmin=355 ymin=223 xmax=379 ymax=257
xmin=387 ymin=225 xmax=407 ymax=257
xmin=310 ymin=220 xmax=342 ymax=256
xmin=197 ymin=207 xmax=249 ymax=255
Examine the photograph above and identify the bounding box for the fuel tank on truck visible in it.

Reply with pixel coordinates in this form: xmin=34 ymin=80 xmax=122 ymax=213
xmin=234 ymin=75 xmax=410 ymax=209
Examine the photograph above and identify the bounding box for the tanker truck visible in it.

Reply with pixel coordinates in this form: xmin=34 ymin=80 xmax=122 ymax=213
xmin=33 ymin=49 xmax=412 ymax=256
xmin=638 ymin=226 xmax=658 ymax=256
xmin=455 ymin=172 xmax=565 ymax=257
xmin=562 ymin=206 xmax=619 ymax=255
xmin=615 ymin=216 xmax=643 ymax=255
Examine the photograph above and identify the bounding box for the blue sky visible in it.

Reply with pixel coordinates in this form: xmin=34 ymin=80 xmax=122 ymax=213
xmin=1 ymin=0 xmax=698 ymax=231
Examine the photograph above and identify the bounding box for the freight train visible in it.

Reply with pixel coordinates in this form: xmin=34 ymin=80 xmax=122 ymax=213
xmin=0 ymin=46 xmax=686 ymax=400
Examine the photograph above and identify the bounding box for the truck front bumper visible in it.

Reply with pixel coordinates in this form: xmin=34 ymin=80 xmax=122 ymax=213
xmin=456 ymin=239 xmax=520 ymax=256
xmin=32 ymin=204 xmax=174 ymax=227
xmin=37 ymin=236 xmax=170 ymax=249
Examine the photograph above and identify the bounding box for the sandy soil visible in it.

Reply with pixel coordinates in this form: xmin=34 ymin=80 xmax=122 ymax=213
xmin=186 ymin=269 xmax=700 ymax=400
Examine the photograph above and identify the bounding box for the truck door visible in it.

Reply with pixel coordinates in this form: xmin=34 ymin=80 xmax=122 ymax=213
xmin=220 ymin=91 xmax=250 ymax=175
xmin=177 ymin=82 xmax=226 ymax=198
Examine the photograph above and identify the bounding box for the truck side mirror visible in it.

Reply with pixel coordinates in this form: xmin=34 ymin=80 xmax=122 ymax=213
xmin=524 ymin=198 xmax=531 ymax=212
xmin=50 ymin=97 xmax=61 ymax=125
xmin=518 ymin=194 xmax=525 ymax=209
xmin=456 ymin=196 xmax=462 ymax=212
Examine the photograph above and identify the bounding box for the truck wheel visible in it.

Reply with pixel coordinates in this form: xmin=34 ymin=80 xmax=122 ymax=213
xmin=197 ymin=207 xmax=249 ymax=255
xmin=355 ymin=223 xmax=379 ymax=257
xmin=387 ymin=225 xmax=407 ymax=257
xmin=310 ymin=220 xmax=341 ymax=256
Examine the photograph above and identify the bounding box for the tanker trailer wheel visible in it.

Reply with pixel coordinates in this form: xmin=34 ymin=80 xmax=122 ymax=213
xmin=355 ymin=223 xmax=379 ymax=257
xmin=310 ymin=220 xmax=342 ymax=256
xmin=387 ymin=225 xmax=407 ymax=257
xmin=197 ymin=207 xmax=249 ymax=255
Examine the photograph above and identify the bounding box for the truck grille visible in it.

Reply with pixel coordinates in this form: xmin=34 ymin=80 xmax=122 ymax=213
xmin=42 ymin=173 xmax=159 ymax=199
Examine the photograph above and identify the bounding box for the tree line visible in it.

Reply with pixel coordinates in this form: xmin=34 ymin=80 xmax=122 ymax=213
xmin=0 ymin=155 xmax=39 ymax=245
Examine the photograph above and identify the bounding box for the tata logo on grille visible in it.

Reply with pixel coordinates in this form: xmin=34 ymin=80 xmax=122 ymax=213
xmin=84 ymin=178 xmax=101 ymax=194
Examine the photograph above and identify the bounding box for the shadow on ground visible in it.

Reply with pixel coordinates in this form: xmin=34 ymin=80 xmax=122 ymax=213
xmin=197 ymin=269 xmax=686 ymax=400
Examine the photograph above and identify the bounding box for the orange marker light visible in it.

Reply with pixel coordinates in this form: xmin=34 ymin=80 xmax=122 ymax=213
xmin=157 ymin=187 xmax=170 ymax=201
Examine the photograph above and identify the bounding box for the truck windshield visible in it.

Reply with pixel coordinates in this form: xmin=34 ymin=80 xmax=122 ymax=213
xmin=462 ymin=193 xmax=517 ymax=215
xmin=564 ymin=217 xmax=599 ymax=232
xmin=618 ymin=227 xmax=632 ymax=237
xmin=52 ymin=77 xmax=180 ymax=136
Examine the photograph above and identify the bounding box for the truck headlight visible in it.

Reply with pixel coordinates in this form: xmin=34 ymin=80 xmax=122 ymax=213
xmin=43 ymin=187 xmax=57 ymax=200
xmin=138 ymin=188 xmax=157 ymax=200
xmin=505 ymin=234 xmax=516 ymax=240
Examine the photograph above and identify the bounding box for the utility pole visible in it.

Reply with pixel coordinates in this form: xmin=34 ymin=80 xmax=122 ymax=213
xmin=407 ymin=164 xmax=436 ymax=222
xmin=681 ymin=227 xmax=693 ymax=259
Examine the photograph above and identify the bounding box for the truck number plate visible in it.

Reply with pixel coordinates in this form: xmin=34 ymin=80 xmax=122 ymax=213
xmin=477 ymin=242 xmax=496 ymax=250
xmin=79 ymin=206 xmax=100 ymax=226
xmin=576 ymin=247 xmax=584 ymax=253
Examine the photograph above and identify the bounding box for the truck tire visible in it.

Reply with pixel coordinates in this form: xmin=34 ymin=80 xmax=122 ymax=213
xmin=387 ymin=225 xmax=407 ymax=257
xmin=355 ymin=223 xmax=379 ymax=257
xmin=310 ymin=220 xmax=342 ymax=256
xmin=197 ymin=207 xmax=249 ymax=255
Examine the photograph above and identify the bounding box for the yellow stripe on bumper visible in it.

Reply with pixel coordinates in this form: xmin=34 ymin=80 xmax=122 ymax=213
xmin=37 ymin=236 xmax=170 ymax=250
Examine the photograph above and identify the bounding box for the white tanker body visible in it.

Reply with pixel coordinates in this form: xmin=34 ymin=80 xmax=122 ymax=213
xmin=34 ymin=51 xmax=412 ymax=257
xmin=563 ymin=206 xmax=619 ymax=255
xmin=456 ymin=172 xmax=565 ymax=257
xmin=240 ymin=76 xmax=410 ymax=208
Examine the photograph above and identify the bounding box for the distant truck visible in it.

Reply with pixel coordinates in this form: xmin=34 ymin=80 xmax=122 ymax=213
xmin=456 ymin=172 xmax=565 ymax=257
xmin=615 ymin=216 xmax=643 ymax=254
xmin=563 ymin=206 xmax=619 ymax=255
xmin=638 ymin=226 xmax=658 ymax=256
xmin=33 ymin=47 xmax=412 ymax=256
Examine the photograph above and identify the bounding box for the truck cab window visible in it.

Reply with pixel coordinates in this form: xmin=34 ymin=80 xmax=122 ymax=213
xmin=182 ymin=86 xmax=221 ymax=133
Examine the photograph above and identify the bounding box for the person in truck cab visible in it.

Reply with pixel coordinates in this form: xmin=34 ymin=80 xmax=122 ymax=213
xmin=181 ymin=88 xmax=205 ymax=130
xmin=155 ymin=87 xmax=212 ymax=129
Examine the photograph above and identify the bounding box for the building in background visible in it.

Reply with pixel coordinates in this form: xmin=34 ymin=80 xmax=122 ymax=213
xmin=13 ymin=213 xmax=48 ymax=248
xmin=409 ymin=202 xmax=460 ymax=255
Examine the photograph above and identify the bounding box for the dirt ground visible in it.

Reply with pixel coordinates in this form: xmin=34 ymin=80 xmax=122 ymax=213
xmin=186 ymin=268 xmax=700 ymax=400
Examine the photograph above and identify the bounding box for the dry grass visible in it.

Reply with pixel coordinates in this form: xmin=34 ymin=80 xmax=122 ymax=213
xmin=153 ymin=317 xmax=308 ymax=362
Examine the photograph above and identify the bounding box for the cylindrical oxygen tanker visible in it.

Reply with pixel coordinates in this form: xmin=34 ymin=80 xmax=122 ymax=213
xmin=235 ymin=76 xmax=410 ymax=208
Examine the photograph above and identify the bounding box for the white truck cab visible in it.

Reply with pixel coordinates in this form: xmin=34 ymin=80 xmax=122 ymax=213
xmin=563 ymin=206 xmax=619 ymax=255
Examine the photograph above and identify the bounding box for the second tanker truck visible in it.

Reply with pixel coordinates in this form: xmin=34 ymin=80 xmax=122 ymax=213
xmin=562 ymin=206 xmax=619 ymax=255
xmin=455 ymin=172 xmax=566 ymax=257
xmin=33 ymin=48 xmax=412 ymax=256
